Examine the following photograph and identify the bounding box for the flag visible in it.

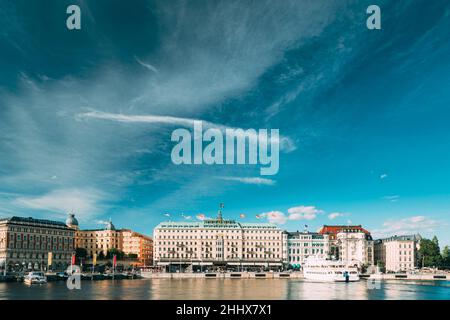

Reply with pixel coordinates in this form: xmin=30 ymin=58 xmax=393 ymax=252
xmin=71 ymin=253 xmax=76 ymax=265
xmin=47 ymin=252 xmax=53 ymax=267
xmin=113 ymin=254 xmax=117 ymax=268
xmin=196 ymin=214 xmax=205 ymax=221
xmin=93 ymin=253 xmax=97 ymax=266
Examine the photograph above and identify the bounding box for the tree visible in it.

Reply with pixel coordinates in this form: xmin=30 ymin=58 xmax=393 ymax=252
xmin=419 ymin=237 xmax=441 ymax=268
xmin=75 ymin=247 xmax=87 ymax=259
xmin=441 ymin=246 xmax=450 ymax=269
xmin=98 ymin=251 xmax=105 ymax=260
xmin=127 ymin=253 xmax=138 ymax=259
xmin=106 ymin=248 xmax=125 ymax=260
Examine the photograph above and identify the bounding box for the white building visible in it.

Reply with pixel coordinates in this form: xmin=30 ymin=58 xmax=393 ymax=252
xmin=153 ymin=212 xmax=285 ymax=271
xmin=337 ymin=230 xmax=374 ymax=267
xmin=374 ymin=235 xmax=421 ymax=272
xmin=287 ymin=231 xmax=330 ymax=268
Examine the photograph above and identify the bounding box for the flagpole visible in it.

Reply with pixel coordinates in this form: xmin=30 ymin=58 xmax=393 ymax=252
xmin=113 ymin=254 xmax=116 ymax=280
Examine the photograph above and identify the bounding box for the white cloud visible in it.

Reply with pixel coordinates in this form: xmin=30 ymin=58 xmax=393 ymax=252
xmin=134 ymin=56 xmax=159 ymax=73
xmin=287 ymin=205 xmax=323 ymax=220
xmin=218 ymin=176 xmax=275 ymax=186
xmin=372 ymin=215 xmax=443 ymax=239
xmin=77 ymin=110 xmax=198 ymax=127
xmin=78 ymin=110 xmax=296 ymax=153
xmin=260 ymin=205 xmax=324 ymax=225
xmin=383 ymin=195 xmax=400 ymax=202
xmin=265 ymin=211 xmax=287 ymax=224
xmin=380 ymin=173 xmax=388 ymax=179
xmin=328 ymin=212 xmax=345 ymax=220
xmin=14 ymin=188 xmax=107 ymax=220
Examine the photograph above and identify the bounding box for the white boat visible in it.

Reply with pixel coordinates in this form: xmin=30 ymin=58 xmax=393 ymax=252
xmin=303 ymin=257 xmax=360 ymax=282
xmin=24 ymin=271 xmax=47 ymax=285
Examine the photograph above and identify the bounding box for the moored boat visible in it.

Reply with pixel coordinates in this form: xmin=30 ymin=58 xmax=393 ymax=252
xmin=303 ymin=257 xmax=360 ymax=282
xmin=23 ymin=271 xmax=47 ymax=285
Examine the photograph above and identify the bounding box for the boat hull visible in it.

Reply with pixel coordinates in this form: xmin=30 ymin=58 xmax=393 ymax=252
xmin=24 ymin=278 xmax=47 ymax=285
xmin=303 ymin=273 xmax=360 ymax=282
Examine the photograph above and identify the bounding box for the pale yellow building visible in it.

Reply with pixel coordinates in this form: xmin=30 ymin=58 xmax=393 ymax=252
xmin=74 ymin=221 xmax=122 ymax=258
xmin=70 ymin=215 xmax=152 ymax=266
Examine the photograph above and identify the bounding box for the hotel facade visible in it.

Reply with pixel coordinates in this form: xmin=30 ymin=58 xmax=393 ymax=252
xmin=0 ymin=216 xmax=75 ymax=271
xmin=374 ymin=234 xmax=421 ymax=272
xmin=153 ymin=213 xmax=285 ymax=271
xmin=318 ymin=225 xmax=374 ymax=267
xmin=287 ymin=231 xmax=330 ymax=267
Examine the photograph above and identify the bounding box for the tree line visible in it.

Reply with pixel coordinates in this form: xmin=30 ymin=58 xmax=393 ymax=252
xmin=419 ymin=236 xmax=450 ymax=269
xmin=75 ymin=248 xmax=138 ymax=261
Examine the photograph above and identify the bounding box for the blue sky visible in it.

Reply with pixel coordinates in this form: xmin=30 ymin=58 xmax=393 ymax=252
xmin=0 ymin=0 xmax=449 ymax=245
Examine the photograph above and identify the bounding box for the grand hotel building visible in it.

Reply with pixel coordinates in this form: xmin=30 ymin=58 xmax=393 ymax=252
xmin=153 ymin=212 xmax=285 ymax=270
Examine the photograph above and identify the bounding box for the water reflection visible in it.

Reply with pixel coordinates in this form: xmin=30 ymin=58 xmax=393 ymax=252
xmin=0 ymin=279 xmax=449 ymax=300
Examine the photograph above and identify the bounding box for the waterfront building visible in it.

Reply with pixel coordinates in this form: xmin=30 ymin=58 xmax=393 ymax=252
xmin=0 ymin=216 xmax=75 ymax=271
xmin=153 ymin=210 xmax=285 ymax=271
xmin=121 ymin=229 xmax=153 ymax=266
xmin=71 ymin=215 xmax=153 ymax=266
xmin=318 ymin=225 xmax=373 ymax=266
xmin=337 ymin=230 xmax=374 ymax=267
xmin=74 ymin=220 xmax=122 ymax=258
xmin=287 ymin=231 xmax=330 ymax=268
xmin=374 ymin=234 xmax=421 ymax=272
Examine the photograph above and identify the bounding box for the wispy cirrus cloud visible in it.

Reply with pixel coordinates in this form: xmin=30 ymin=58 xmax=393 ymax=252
xmin=218 ymin=176 xmax=275 ymax=186
xmin=14 ymin=188 xmax=109 ymax=221
xmin=77 ymin=110 xmax=296 ymax=153
xmin=134 ymin=56 xmax=159 ymax=73
xmin=383 ymin=195 xmax=400 ymax=202
xmin=372 ymin=215 xmax=444 ymax=239
xmin=327 ymin=212 xmax=348 ymax=220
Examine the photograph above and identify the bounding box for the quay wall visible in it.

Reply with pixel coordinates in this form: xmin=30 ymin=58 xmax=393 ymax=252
xmin=370 ymin=273 xmax=449 ymax=281
xmin=141 ymin=272 xmax=304 ymax=279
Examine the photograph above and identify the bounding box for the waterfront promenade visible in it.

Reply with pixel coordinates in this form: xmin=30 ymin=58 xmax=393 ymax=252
xmin=140 ymin=271 xmax=304 ymax=279
xmin=2 ymin=270 xmax=450 ymax=282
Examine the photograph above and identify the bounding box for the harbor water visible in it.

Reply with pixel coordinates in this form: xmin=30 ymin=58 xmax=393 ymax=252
xmin=0 ymin=278 xmax=449 ymax=300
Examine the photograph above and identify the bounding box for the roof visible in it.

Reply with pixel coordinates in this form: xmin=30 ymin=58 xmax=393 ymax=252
xmin=318 ymin=225 xmax=371 ymax=235
xmin=0 ymin=216 xmax=71 ymax=229
xmin=155 ymin=218 xmax=280 ymax=230
xmin=288 ymin=231 xmax=321 ymax=236
xmin=78 ymin=228 xmax=125 ymax=232
xmin=287 ymin=231 xmax=326 ymax=240
xmin=377 ymin=234 xmax=421 ymax=243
